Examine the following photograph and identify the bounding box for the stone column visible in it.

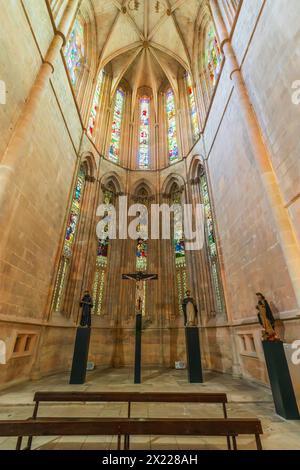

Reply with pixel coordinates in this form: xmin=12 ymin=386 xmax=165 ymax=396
xmin=210 ymin=0 xmax=300 ymax=307
xmin=0 ymin=0 xmax=80 ymax=232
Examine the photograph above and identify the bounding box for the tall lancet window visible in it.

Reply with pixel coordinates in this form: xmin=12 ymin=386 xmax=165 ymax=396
xmin=135 ymin=191 xmax=149 ymax=317
xmin=92 ymin=189 xmax=114 ymax=316
xmin=185 ymin=72 xmax=200 ymax=142
xmin=138 ymin=97 xmax=151 ymax=169
xmin=52 ymin=166 xmax=86 ymax=312
xmin=87 ymin=70 xmax=104 ymax=139
xmin=199 ymin=168 xmax=225 ymax=315
xmin=64 ymin=18 xmax=85 ymax=86
xmin=172 ymin=191 xmax=187 ymax=315
xmin=109 ymin=88 xmax=125 ymax=163
xmin=166 ymin=89 xmax=179 ymax=163
xmin=204 ymin=24 xmax=222 ymax=92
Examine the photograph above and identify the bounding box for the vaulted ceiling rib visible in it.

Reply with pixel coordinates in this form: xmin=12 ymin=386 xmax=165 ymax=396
xmin=91 ymin=0 xmax=202 ymax=107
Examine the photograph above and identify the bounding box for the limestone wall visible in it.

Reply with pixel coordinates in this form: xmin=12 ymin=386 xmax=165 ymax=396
xmin=202 ymin=0 xmax=300 ymax=383
xmin=0 ymin=0 xmax=82 ymax=388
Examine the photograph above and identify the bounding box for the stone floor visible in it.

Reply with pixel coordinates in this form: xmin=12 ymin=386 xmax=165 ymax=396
xmin=0 ymin=368 xmax=299 ymax=450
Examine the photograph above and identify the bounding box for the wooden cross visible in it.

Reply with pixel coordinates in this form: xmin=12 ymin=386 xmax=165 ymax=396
xmin=122 ymin=271 xmax=158 ymax=384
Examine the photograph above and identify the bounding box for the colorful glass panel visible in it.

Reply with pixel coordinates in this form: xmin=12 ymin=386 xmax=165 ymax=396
xmin=166 ymin=89 xmax=179 ymax=163
xmin=109 ymin=89 xmax=125 ymax=163
xmin=63 ymin=167 xmax=86 ymax=259
xmin=92 ymin=190 xmax=114 ymax=316
xmin=64 ymin=18 xmax=85 ymax=86
xmin=136 ymin=238 xmax=148 ymax=271
xmin=87 ymin=70 xmax=104 ymax=139
xmin=185 ymin=72 xmax=200 ymax=142
xmin=204 ymin=25 xmax=222 ymax=89
xmin=52 ymin=166 xmax=86 ymax=312
xmin=171 ymin=191 xmax=187 ymax=315
xmin=138 ymin=97 xmax=150 ymax=169
xmin=173 ymin=193 xmax=186 ymax=268
xmin=200 ymin=173 xmax=225 ymax=314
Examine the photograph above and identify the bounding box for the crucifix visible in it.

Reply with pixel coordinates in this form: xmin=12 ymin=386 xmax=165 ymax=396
xmin=122 ymin=271 xmax=158 ymax=384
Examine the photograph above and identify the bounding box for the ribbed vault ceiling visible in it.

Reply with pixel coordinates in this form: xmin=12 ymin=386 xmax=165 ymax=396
xmin=90 ymin=0 xmax=203 ymax=113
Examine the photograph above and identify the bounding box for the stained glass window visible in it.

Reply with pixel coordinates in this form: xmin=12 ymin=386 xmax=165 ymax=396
xmin=87 ymin=70 xmax=104 ymax=139
xmin=92 ymin=190 xmax=114 ymax=316
xmin=173 ymin=197 xmax=185 ymax=269
xmin=138 ymin=97 xmax=150 ymax=169
xmin=135 ymin=210 xmax=148 ymax=317
xmin=64 ymin=18 xmax=85 ymax=86
xmin=185 ymin=72 xmax=200 ymax=142
xmin=199 ymin=171 xmax=225 ymax=314
xmin=109 ymin=89 xmax=125 ymax=163
xmin=136 ymin=238 xmax=148 ymax=272
xmin=204 ymin=24 xmax=222 ymax=90
xmin=172 ymin=192 xmax=187 ymax=315
xmin=166 ymin=89 xmax=179 ymax=163
xmin=52 ymin=166 xmax=86 ymax=312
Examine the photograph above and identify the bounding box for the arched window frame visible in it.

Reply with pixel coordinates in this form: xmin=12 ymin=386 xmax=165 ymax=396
xmin=64 ymin=15 xmax=86 ymax=88
xmin=170 ymin=186 xmax=187 ymax=316
xmin=92 ymin=186 xmax=116 ymax=316
xmin=184 ymin=72 xmax=201 ymax=143
xmin=87 ymin=69 xmax=105 ymax=140
xmin=202 ymin=22 xmax=223 ymax=96
xmin=52 ymin=164 xmax=88 ymax=314
xmin=138 ymin=96 xmax=151 ymax=170
xmin=109 ymin=88 xmax=125 ymax=163
xmin=166 ymin=88 xmax=179 ymax=164
xmin=133 ymin=186 xmax=152 ymax=317
xmin=198 ymin=166 xmax=226 ymax=316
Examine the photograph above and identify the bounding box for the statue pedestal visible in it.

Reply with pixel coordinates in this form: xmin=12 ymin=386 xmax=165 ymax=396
xmin=70 ymin=327 xmax=91 ymax=385
xmin=134 ymin=313 xmax=142 ymax=384
xmin=262 ymin=340 xmax=300 ymax=419
xmin=185 ymin=327 xmax=203 ymax=383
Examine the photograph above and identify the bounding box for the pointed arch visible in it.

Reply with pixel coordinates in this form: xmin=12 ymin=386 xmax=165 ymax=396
xmin=100 ymin=171 xmax=125 ymax=195
xmin=131 ymin=178 xmax=155 ymax=199
xmin=161 ymin=173 xmax=185 ymax=197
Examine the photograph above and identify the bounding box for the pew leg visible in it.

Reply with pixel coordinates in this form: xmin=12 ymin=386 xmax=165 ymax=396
xmin=25 ymin=436 xmax=33 ymax=450
xmin=223 ymin=403 xmax=231 ymax=450
xmin=124 ymin=435 xmax=130 ymax=450
xmin=25 ymin=402 xmax=38 ymax=450
xmin=232 ymin=435 xmax=238 ymax=451
xmin=16 ymin=437 xmax=23 ymax=451
xmin=255 ymin=434 xmax=263 ymax=451
xmin=117 ymin=434 xmax=121 ymax=450
xmin=126 ymin=401 xmax=131 ymax=450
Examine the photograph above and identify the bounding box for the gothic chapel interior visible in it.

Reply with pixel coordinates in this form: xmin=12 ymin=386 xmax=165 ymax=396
xmin=0 ymin=0 xmax=300 ymax=452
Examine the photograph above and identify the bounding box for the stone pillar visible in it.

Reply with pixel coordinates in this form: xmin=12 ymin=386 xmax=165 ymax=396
xmin=0 ymin=0 xmax=80 ymax=233
xmin=209 ymin=0 xmax=300 ymax=308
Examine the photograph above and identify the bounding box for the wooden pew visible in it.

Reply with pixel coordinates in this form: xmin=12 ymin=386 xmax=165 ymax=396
xmin=0 ymin=417 xmax=263 ymax=450
xmin=26 ymin=391 xmax=230 ymax=450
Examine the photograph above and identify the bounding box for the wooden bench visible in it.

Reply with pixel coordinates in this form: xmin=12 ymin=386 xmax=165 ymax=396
xmin=25 ymin=391 xmax=230 ymax=450
xmin=0 ymin=417 xmax=263 ymax=450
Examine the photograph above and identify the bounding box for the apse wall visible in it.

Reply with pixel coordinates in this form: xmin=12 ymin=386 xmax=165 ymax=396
xmin=0 ymin=1 xmax=84 ymax=387
xmin=202 ymin=0 xmax=300 ymax=382
xmin=1 ymin=0 xmax=300 ymax=390
xmin=239 ymin=0 xmax=300 ymax=245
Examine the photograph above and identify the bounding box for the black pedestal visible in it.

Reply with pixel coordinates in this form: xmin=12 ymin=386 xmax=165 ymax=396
xmin=134 ymin=313 xmax=142 ymax=384
xmin=185 ymin=327 xmax=203 ymax=383
xmin=70 ymin=327 xmax=91 ymax=385
xmin=262 ymin=341 xmax=300 ymax=420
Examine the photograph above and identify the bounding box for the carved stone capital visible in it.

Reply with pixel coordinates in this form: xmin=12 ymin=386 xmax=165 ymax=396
xmin=85 ymin=175 xmax=96 ymax=183
xmin=190 ymin=177 xmax=200 ymax=186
